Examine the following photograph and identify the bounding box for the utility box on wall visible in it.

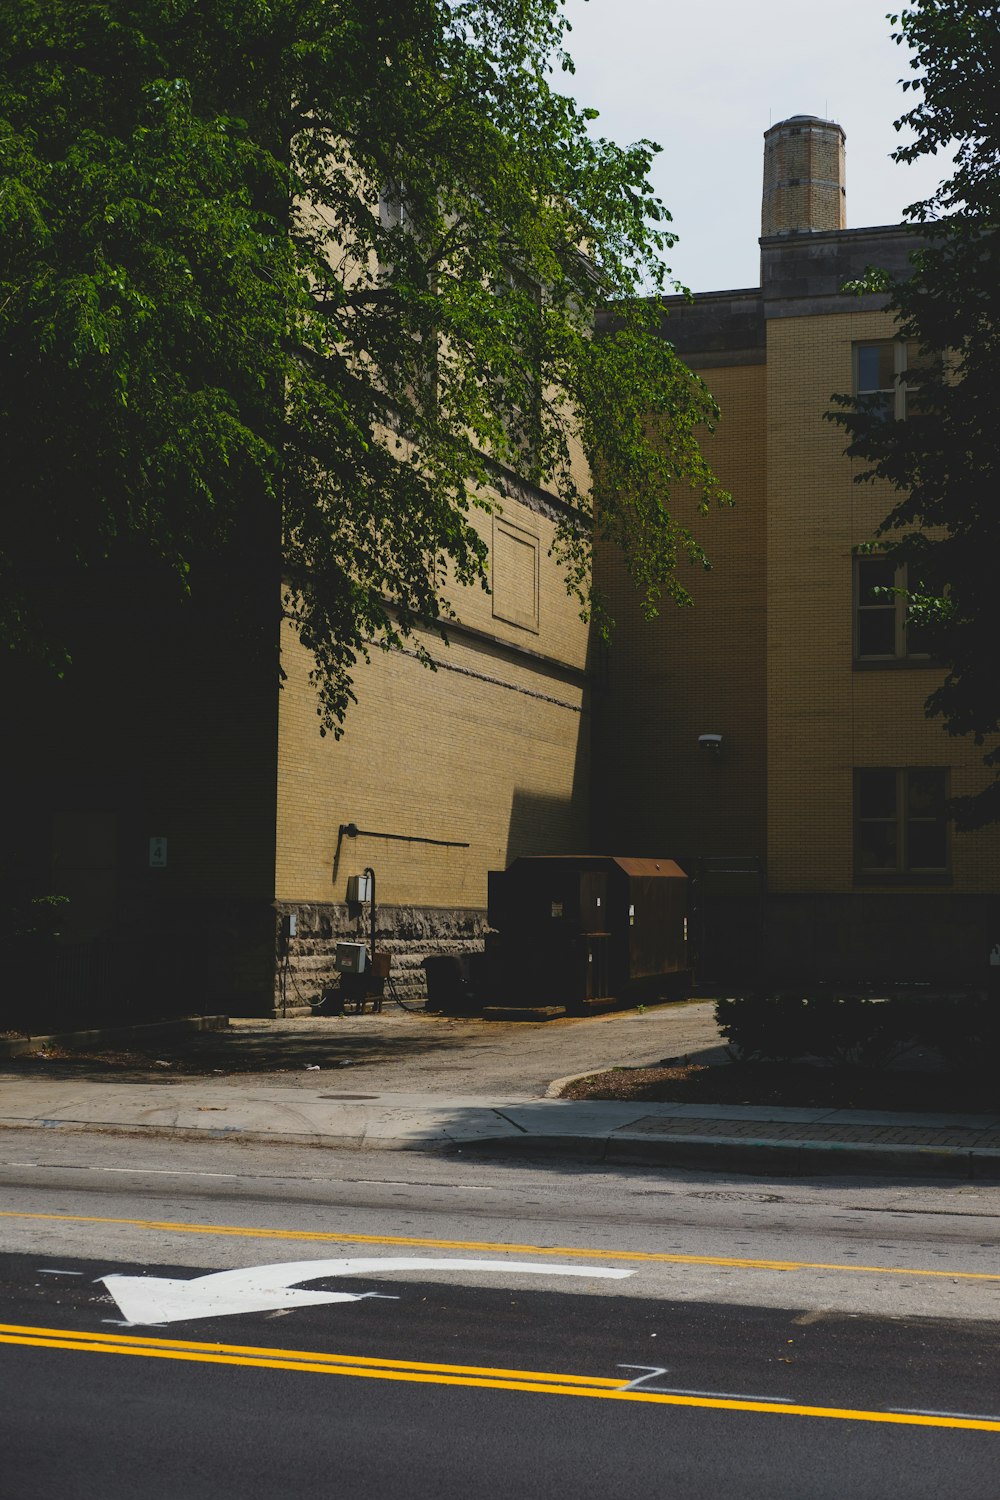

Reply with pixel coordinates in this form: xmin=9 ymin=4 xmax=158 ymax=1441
xmin=486 ymin=856 xmax=689 ymax=1013
xmin=334 ymin=941 xmax=368 ymax=974
xmin=347 ymin=874 xmax=372 ymax=903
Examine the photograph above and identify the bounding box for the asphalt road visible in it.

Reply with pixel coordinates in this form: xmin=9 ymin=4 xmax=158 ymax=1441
xmin=3 ymin=1129 xmax=1000 ymax=1498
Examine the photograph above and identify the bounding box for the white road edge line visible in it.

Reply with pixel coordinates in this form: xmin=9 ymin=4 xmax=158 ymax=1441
xmin=649 ymin=1388 xmax=797 ymax=1402
xmin=890 ymin=1408 xmax=1000 ymax=1421
xmin=4 ymin=1164 xmax=497 ymax=1188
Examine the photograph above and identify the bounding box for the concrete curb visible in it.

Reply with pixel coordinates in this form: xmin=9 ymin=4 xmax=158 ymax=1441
xmin=6 ymin=1109 xmax=1000 ymax=1179
xmin=0 ymin=1015 xmax=229 ymax=1060
xmin=470 ymin=1131 xmax=1000 ymax=1179
xmin=0 ymin=1116 xmax=476 ymax=1155
xmin=544 ymin=1046 xmax=731 ymax=1100
xmin=0 ymin=1118 xmax=372 ymax=1149
xmin=544 ymin=1069 xmax=598 ymax=1098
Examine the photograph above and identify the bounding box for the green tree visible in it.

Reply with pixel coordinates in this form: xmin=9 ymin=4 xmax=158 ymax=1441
xmin=835 ymin=1 xmax=1000 ymax=827
xmin=0 ymin=0 xmax=727 ymax=732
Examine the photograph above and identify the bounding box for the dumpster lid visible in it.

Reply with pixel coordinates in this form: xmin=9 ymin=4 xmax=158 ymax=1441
xmin=503 ymin=855 xmax=686 ymax=880
xmin=611 ymin=857 xmax=686 ymax=880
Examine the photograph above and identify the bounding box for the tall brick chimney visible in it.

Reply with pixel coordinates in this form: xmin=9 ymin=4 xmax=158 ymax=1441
xmin=761 ymin=115 xmax=846 ymax=236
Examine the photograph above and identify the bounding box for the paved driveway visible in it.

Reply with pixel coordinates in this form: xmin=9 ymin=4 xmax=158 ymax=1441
xmin=210 ymin=1001 xmax=724 ymax=1096
xmin=2 ymin=1001 xmax=725 ymax=1099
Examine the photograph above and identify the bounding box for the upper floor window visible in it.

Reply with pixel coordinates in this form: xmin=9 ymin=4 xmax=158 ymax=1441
xmin=854 ymin=341 xmax=927 ymax=421
xmin=378 ymin=179 xmax=409 ymax=232
xmin=493 ymin=265 xmax=543 ymax=476
xmin=855 ymin=768 xmax=949 ymax=877
xmin=854 ymin=557 xmax=932 ymax=662
xmin=855 ymin=342 xmax=898 ymax=420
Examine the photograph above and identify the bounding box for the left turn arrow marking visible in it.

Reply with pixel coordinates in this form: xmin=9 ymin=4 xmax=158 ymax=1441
xmin=102 ymin=1255 xmax=633 ymax=1325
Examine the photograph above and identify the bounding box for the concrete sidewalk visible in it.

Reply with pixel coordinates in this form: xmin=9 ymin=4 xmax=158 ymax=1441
xmin=3 ymin=1074 xmax=1000 ymax=1179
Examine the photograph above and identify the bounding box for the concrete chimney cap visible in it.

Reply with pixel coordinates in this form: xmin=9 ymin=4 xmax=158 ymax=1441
xmin=765 ymin=114 xmax=846 ymax=139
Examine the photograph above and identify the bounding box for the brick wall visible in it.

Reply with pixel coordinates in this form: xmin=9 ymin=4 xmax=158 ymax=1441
xmin=273 ymin=486 xmax=591 ymax=1001
xmin=762 ymin=118 xmax=846 ymax=237
xmin=766 ymin=307 xmax=1000 ymax=899
xmin=593 ymin=361 xmax=767 ymax=862
xmin=599 ymin=279 xmax=1000 ymax=985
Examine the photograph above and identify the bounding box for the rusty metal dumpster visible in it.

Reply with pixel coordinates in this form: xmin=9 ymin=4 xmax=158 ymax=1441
xmin=486 ymin=856 xmax=690 ymax=1013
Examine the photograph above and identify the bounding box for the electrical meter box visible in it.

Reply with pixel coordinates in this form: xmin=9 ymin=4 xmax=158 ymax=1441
xmin=335 ymin=942 xmax=368 ymax=974
xmin=347 ymin=874 xmax=372 ymax=903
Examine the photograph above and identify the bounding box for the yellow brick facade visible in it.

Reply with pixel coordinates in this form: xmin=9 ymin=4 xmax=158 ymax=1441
xmin=766 ymin=308 xmax=999 ymax=897
xmin=598 ymin=197 xmax=1000 ymax=984
xmin=275 ymin=486 xmax=590 ymax=917
xmin=593 ymin=360 xmax=766 ymax=861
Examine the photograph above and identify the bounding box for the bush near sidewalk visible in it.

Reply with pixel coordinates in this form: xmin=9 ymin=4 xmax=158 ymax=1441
xmin=715 ymin=991 xmax=1000 ymax=1070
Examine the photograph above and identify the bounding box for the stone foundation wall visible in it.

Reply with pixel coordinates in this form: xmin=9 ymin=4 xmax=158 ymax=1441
xmin=272 ymin=902 xmax=489 ymax=1011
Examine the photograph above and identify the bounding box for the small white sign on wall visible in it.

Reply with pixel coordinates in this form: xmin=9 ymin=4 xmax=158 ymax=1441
xmin=149 ymin=837 xmax=168 ymax=869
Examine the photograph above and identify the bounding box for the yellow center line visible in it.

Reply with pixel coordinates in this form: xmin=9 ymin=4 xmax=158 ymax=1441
xmin=2 ymin=1208 xmax=999 ymax=1283
xmin=0 ymin=1322 xmax=620 ymax=1386
xmin=0 ymin=1322 xmax=997 ymax=1433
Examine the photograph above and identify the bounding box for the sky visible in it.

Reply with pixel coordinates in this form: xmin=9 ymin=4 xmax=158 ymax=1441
xmin=559 ymin=0 xmax=954 ymax=293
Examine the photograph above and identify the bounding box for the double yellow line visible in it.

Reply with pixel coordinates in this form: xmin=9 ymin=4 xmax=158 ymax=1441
xmin=2 ymin=1322 xmax=999 ymax=1432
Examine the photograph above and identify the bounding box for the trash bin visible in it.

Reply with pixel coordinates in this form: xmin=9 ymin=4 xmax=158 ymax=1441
xmin=423 ymin=954 xmax=475 ymax=1013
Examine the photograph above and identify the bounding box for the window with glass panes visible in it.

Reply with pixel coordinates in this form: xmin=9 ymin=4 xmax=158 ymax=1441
xmin=854 ymin=341 xmax=930 ymax=421
xmin=854 ymin=768 xmax=949 ymax=875
xmin=854 ymin=557 xmax=932 ymax=660
xmin=855 ymin=342 xmax=899 ymax=420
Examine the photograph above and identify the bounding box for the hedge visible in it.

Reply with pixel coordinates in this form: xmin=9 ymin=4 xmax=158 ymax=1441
xmin=715 ymin=991 xmax=1000 ymax=1069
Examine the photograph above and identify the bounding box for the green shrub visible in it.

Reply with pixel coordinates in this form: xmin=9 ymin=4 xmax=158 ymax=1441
xmin=715 ymin=990 xmax=998 ymax=1070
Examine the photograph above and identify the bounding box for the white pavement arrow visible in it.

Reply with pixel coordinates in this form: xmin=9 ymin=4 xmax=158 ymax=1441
xmin=101 ymin=1256 xmax=634 ymax=1326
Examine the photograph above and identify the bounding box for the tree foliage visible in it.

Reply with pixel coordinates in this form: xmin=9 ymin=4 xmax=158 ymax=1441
xmin=0 ymin=0 xmax=727 ymax=731
xmin=834 ymin=0 xmax=1000 ymax=826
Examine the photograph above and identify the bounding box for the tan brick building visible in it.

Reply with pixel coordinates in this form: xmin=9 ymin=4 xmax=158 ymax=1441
xmin=12 ymin=115 xmax=998 ymax=1019
xmin=595 ymin=115 xmax=1000 ymax=988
